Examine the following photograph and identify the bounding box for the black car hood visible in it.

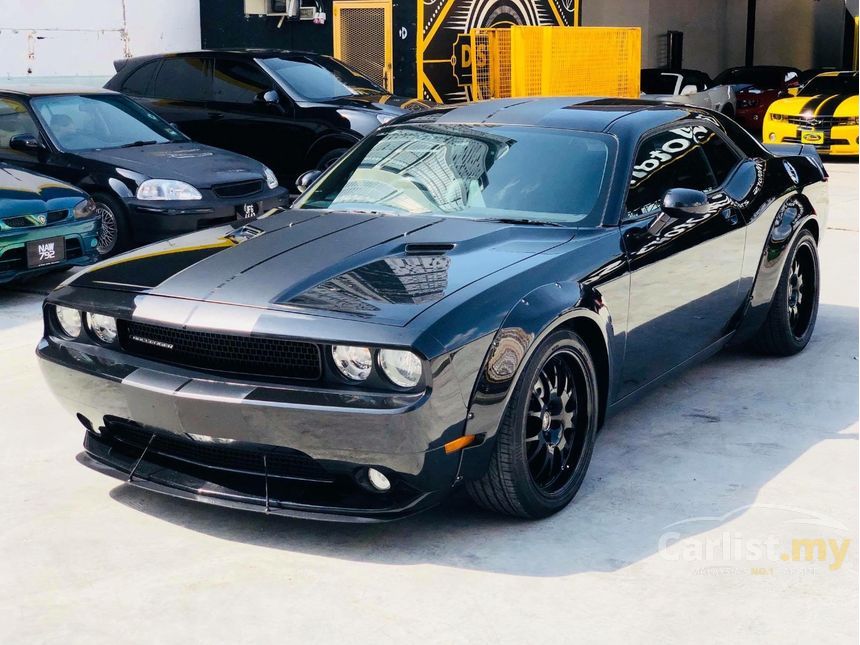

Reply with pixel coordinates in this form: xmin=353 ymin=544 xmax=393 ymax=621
xmin=70 ymin=209 xmax=573 ymax=326
xmin=72 ymin=143 xmax=266 ymax=188
xmin=325 ymin=93 xmax=433 ymax=113
xmin=0 ymin=164 xmax=85 ymax=217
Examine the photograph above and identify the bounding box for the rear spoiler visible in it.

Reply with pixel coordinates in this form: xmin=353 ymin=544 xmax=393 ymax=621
xmin=113 ymin=58 xmax=129 ymax=73
xmin=765 ymin=142 xmax=827 ymax=177
xmin=765 ymin=142 xmax=823 ymax=163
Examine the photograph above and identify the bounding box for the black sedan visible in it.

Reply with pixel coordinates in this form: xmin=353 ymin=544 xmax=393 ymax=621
xmin=37 ymin=98 xmax=827 ymax=521
xmin=105 ymin=50 xmax=431 ymax=188
xmin=0 ymin=87 xmax=287 ymax=256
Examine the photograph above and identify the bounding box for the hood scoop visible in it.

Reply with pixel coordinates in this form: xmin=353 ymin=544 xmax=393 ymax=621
xmin=404 ymin=242 xmax=455 ymax=256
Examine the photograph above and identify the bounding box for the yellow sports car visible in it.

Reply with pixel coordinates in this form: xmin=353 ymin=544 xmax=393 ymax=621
xmin=764 ymin=71 xmax=858 ymax=156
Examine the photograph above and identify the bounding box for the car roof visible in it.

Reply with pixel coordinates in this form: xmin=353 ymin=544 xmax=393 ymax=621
xmin=124 ymin=49 xmax=329 ymax=62
xmin=0 ymin=86 xmax=117 ymax=97
xmin=398 ymin=97 xmax=698 ymax=136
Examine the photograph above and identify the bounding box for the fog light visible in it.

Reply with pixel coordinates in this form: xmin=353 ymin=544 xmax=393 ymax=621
xmin=769 ymin=132 xmax=776 ymax=141
xmin=367 ymin=467 xmax=391 ymax=491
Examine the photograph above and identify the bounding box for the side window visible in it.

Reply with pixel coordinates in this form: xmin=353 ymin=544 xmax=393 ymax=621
xmin=0 ymin=98 xmax=39 ymax=160
xmin=625 ymin=125 xmax=716 ymax=218
xmin=700 ymin=129 xmax=741 ymax=185
xmin=153 ymin=57 xmax=210 ymax=102
xmin=122 ymin=61 xmax=159 ymax=97
xmin=212 ymin=60 xmax=271 ymax=104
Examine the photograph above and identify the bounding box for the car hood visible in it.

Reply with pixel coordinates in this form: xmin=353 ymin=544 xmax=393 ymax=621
xmin=769 ymin=94 xmax=858 ymax=117
xmin=68 ymin=209 xmax=574 ymax=326
xmin=325 ymin=93 xmax=434 ymax=114
xmin=72 ymin=142 xmax=267 ymax=188
xmin=0 ymin=164 xmax=85 ymax=217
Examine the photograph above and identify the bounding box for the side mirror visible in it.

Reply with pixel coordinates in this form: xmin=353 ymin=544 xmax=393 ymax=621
xmin=680 ymin=84 xmax=697 ymax=96
xmin=662 ymin=187 xmax=710 ymax=216
xmin=296 ymin=169 xmax=322 ymax=194
xmin=256 ymin=90 xmax=280 ymax=105
xmin=9 ymin=133 xmax=41 ymax=153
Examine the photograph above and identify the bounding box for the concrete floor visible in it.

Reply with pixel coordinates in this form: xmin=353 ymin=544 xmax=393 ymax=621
xmin=1 ymin=162 xmax=857 ymax=644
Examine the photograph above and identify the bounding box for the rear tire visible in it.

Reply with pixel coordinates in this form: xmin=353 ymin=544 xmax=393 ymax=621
xmin=466 ymin=330 xmax=599 ymax=519
xmin=751 ymin=229 xmax=819 ymax=355
xmin=316 ymin=148 xmax=348 ymax=171
xmin=92 ymin=192 xmax=130 ymax=257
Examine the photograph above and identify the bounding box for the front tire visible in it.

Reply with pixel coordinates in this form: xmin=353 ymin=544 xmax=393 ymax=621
xmin=752 ymin=229 xmax=820 ymax=355
xmin=466 ymin=330 xmax=599 ymax=519
xmin=316 ymin=148 xmax=348 ymax=171
xmin=92 ymin=192 xmax=130 ymax=257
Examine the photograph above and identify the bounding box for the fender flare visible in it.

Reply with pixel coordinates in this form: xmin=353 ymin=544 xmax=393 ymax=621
xmin=456 ymin=280 xmax=616 ymax=481
xmin=733 ymin=196 xmax=819 ymax=344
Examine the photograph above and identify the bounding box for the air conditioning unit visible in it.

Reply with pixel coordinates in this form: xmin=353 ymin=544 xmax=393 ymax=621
xmin=244 ymin=0 xmax=317 ymax=20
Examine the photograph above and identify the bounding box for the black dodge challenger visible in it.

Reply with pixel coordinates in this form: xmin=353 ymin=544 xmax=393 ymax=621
xmin=37 ymin=98 xmax=828 ymax=521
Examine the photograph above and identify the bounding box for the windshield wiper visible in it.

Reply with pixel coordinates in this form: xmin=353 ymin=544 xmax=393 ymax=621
xmin=118 ymin=140 xmax=157 ymax=148
xmin=481 ymin=217 xmax=567 ymax=227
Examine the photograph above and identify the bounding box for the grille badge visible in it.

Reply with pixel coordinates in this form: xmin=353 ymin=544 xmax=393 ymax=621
xmin=130 ymin=334 xmax=174 ymax=350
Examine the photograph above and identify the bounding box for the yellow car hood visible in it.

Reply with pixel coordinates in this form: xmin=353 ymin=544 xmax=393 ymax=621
xmin=769 ymin=94 xmax=859 ymax=117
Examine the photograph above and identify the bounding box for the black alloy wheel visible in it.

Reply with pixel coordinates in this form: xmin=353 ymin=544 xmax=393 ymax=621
xmin=752 ymin=229 xmax=819 ymax=355
xmin=467 ymin=329 xmax=599 ymax=519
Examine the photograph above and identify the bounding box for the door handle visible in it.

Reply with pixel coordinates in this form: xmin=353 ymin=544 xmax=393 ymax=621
xmin=208 ymin=112 xmax=224 ymax=120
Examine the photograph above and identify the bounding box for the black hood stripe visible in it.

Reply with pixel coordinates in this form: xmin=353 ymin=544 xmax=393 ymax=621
xmin=800 ymin=94 xmax=829 ymax=113
xmin=815 ymin=94 xmax=853 ymax=117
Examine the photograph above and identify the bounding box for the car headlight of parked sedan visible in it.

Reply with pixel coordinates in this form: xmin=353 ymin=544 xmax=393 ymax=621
xmin=73 ymin=198 xmax=97 ymax=220
xmin=136 ymin=179 xmax=202 ymax=201
xmin=263 ymin=167 xmax=279 ymax=190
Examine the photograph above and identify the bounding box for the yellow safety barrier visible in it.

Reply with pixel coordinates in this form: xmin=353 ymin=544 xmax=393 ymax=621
xmin=472 ymin=26 xmax=641 ymax=100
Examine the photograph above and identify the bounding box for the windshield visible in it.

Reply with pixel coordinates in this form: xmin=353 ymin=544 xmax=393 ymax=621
xmin=259 ymin=55 xmax=384 ymax=101
xmin=294 ymin=124 xmax=615 ymax=226
xmin=800 ymin=74 xmax=858 ymax=96
xmin=32 ymin=94 xmax=185 ymax=151
xmin=641 ymin=71 xmax=680 ymax=94
xmin=714 ymin=67 xmax=797 ymax=88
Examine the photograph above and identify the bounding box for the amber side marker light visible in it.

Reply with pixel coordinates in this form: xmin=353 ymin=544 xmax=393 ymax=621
xmin=444 ymin=434 xmax=479 ymax=454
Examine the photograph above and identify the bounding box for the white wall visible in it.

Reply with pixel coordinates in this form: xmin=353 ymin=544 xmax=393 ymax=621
xmin=0 ymin=0 xmax=201 ymax=86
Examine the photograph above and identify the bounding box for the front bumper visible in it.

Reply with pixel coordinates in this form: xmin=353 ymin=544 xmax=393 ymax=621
xmin=0 ymin=218 xmax=100 ymax=284
xmin=126 ymin=187 xmax=289 ymax=244
xmin=762 ymin=122 xmax=859 ymax=156
xmin=37 ymin=335 xmax=468 ymax=521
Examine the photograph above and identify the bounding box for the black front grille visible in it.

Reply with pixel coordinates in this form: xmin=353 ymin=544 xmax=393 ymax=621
xmin=2 ymin=216 xmax=34 ymax=228
xmin=117 ymin=320 xmax=322 ymax=380
xmin=103 ymin=420 xmax=332 ymax=482
xmin=47 ymin=209 xmax=68 ymax=223
xmin=66 ymin=237 xmax=82 ymax=259
xmin=0 ymin=246 xmax=25 ymax=271
xmin=213 ymin=179 xmax=264 ymax=199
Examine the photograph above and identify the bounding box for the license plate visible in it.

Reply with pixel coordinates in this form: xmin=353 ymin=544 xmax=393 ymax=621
xmin=236 ymin=202 xmax=261 ymax=220
xmin=800 ymin=130 xmax=824 ymax=144
xmin=26 ymin=236 xmax=65 ymax=269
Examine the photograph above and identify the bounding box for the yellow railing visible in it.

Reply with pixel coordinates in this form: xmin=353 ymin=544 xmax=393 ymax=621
xmin=472 ymin=26 xmax=641 ymax=100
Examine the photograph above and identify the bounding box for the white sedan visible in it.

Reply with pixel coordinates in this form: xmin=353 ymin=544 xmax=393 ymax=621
xmin=641 ymin=68 xmax=737 ymax=117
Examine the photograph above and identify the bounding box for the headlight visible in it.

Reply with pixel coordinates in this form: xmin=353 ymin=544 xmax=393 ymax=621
xmin=376 ymin=114 xmax=396 ymax=125
xmin=378 ymin=349 xmax=422 ymax=388
xmin=86 ymin=313 xmax=117 ymax=344
xmin=55 ymin=306 xmax=82 ymax=337
xmin=136 ymin=179 xmax=202 ymax=201
xmin=263 ymin=167 xmax=279 ymax=190
xmin=73 ymin=198 xmax=96 ymax=220
xmin=769 ymin=113 xmax=786 ymax=121
xmin=332 ymin=345 xmax=372 ymax=381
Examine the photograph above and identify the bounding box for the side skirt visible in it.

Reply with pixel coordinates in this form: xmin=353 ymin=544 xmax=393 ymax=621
xmin=605 ymin=333 xmax=734 ymax=419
